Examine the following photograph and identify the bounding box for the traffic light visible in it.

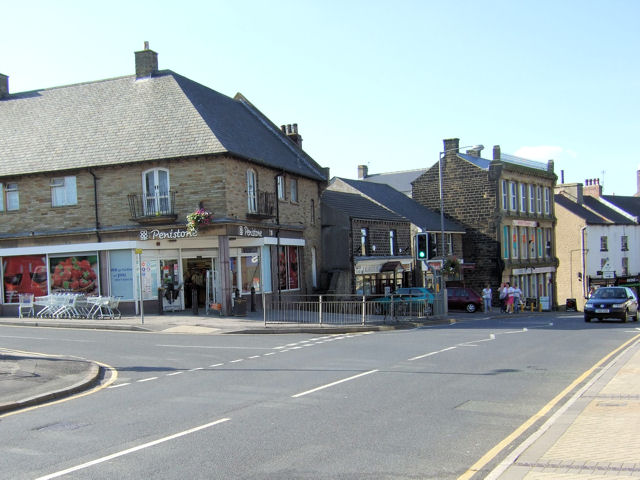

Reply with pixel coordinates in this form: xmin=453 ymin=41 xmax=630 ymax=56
xmin=428 ymin=233 xmax=438 ymax=259
xmin=416 ymin=233 xmax=428 ymax=260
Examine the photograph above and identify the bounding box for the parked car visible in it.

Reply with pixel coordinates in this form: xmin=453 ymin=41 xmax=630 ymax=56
xmin=447 ymin=287 xmax=482 ymax=313
xmin=584 ymin=287 xmax=638 ymax=322
xmin=371 ymin=287 xmax=434 ymax=316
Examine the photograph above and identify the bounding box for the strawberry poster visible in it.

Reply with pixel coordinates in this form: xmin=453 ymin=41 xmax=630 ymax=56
xmin=49 ymin=255 xmax=98 ymax=295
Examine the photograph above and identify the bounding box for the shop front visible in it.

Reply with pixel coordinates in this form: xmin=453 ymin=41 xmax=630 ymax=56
xmin=354 ymin=258 xmax=412 ymax=296
xmin=510 ymin=266 xmax=556 ymax=310
xmin=1 ymin=223 xmax=305 ymax=316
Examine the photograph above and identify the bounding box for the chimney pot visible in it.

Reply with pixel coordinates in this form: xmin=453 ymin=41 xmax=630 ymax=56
xmin=358 ymin=165 xmax=368 ymax=179
xmin=493 ymin=145 xmax=501 ymax=160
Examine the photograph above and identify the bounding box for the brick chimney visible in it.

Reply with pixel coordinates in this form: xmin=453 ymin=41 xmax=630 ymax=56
xmin=443 ymin=138 xmax=460 ymax=156
xmin=466 ymin=146 xmax=484 ymax=157
xmin=135 ymin=41 xmax=158 ymax=79
xmin=493 ymin=145 xmax=501 ymax=160
xmin=583 ymin=178 xmax=602 ymax=197
xmin=0 ymin=74 xmax=8 ymax=99
xmin=280 ymin=124 xmax=303 ymax=148
xmin=358 ymin=165 xmax=368 ymax=179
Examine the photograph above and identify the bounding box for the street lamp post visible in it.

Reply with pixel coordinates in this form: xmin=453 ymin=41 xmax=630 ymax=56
xmin=438 ymin=144 xmax=483 ymax=260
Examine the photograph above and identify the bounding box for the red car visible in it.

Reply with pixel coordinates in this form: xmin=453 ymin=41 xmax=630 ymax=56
xmin=447 ymin=287 xmax=483 ymax=313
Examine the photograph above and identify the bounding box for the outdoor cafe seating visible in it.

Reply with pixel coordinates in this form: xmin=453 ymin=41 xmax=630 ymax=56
xmin=32 ymin=293 xmax=122 ymax=319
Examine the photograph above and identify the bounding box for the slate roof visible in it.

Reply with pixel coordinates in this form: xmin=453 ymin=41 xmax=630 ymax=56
xmin=0 ymin=70 xmax=327 ymax=181
xmin=601 ymin=195 xmax=640 ymax=219
xmin=334 ymin=178 xmax=465 ymax=233
xmin=321 ymin=190 xmax=408 ymax=222
xmin=360 ymin=168 xmax=426 ymax=196
xmin=554 ymin=194 xmax=636 ymax=225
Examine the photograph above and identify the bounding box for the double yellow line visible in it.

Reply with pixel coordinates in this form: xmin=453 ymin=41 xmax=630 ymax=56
xmin=458 ymin=332 xmax=640 ymax=479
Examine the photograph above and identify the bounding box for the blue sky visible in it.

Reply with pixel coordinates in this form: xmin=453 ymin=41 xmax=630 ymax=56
xmin=3 ymin=0 xmax=639 ymax=195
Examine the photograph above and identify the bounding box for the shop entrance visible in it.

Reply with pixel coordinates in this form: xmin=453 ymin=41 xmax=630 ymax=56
xmin=183 ymin=258 xmax=215 ymax=309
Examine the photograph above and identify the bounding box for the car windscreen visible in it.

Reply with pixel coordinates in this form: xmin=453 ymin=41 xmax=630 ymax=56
xmin=591 ymin=288 xmax=626 ymax=299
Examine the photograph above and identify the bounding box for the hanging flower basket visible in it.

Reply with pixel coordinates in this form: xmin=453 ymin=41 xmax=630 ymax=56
xmin=186 ymin=208 xmax=213 ymax=234
xmin=442 ymin=256 xmax=460 ymax=276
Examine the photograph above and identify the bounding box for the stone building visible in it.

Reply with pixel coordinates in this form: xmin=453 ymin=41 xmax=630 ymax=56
xmin=555 ymin=179 xmax=640 ymax=311
xmin=0 ymin=44 xmax=328 ymax=315
xmin=412 ymin=138 xmax=557 ymax=308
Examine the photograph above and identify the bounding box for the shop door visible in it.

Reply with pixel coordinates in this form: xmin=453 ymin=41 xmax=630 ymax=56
xmin=160 ymin=259 xmax=181 ymax=311
xmin=183 ymin=258 xmax=214 ymax=308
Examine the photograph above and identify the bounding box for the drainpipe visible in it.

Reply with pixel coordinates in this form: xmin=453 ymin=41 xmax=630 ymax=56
xmin=88 ymin=170 xmax=101 ymax=242
xmin=580 ymin=226 xmax=587 ymax=299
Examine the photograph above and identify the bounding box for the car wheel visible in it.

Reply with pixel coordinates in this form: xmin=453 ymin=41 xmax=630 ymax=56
xmin=623 ymin=310 xmax=630 ymax=323
xmin=466 ymin=303 xmax=477 ymax=313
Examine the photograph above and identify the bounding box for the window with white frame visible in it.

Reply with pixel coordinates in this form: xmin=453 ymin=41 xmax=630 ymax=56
xmin=544 ymin=187 xmax=550 ymax=214
xmin=501 ymin=180 xmax=508 ymax=210
xmin=276 ymin=175 xmax=285 ymax=200
xmin=536 ymin=186 xmax=543 ymax=213
xmin=529 ymin=184 xmax=535 ymax=213
xmin=509 ymin=182 xmax=517 ymax=211
xmin=520 ymin=183 xmax=527 ymax=212
xmin=622 ymin=257 xmax=629 ymax=276
xmin=290 ymin=178 xmax=298 ymax=203
xmin=511 ymin=224 xmax=519 ymax=258
xmin=600 ymin=236 xmax=608 ymax=251
xmin=51 ymin=176 xmax=77 ymax=207
xmin=143 ymin=168 xmax=170 ymax=215
xmin=247 ymin=169 xmax=257 ymax=213
xmin=520 ymin=227 xmax=528 ymax=259
xmin=389 ymin=230 xmax=397 ymax=256
xmin=0 ymin=182 xmax=19 ymax=211
xmin=621 ymin=235 xmax=629 ymax=251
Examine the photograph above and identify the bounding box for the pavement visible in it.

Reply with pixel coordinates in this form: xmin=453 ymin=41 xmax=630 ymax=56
xmin=1 ymin=310 xmax=640 ymax=479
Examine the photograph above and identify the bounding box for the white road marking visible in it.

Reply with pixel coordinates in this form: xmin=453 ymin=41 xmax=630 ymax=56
xmin=188 ymin=367 xmax=204 ymax=372
xmin=35 ymin=418 xmax=231 ymax=480
xmin=137 ymin=377 xmax=158 ymax=383
xmin=209 ymin=363 xmax=224 ymax=367
xmin=263 ymin=352 xmax=276 ymax=356
xmin=107 ymin=383 xmax=130 ymax=389
xmin=408 ymin=346 xmax=457 ymax=361
xmin=292 ymin=370 xmax=379 ymax=398
xmin=249 ymin=355 xmax=261 ymax=359
xmin=166 ymin=372 xmax=183 ymax=376
xmin=230 ymin=359 xmax=243 ymax=363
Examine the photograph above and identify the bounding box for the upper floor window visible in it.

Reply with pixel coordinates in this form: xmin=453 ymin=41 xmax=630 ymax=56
xmin=536 ymin=186 xmax=543 ymax=213
xmin=310 ymin=199 xmax=315 ymax=225
xmin=501 ymin=180 xmax=508 ymax=210
xmin=529 ymin=184 xmax=535 ymax=213
xmin=520 ymin=227 xmax=528 ymax=259
xmin=622 ymin=257 xmax=629 ymax=276
xmin=389 ymin=230 xmax=397 ymax=256
xmin=143 ymin=168 xmax=169 ymax=215
xmin=247 ymin=169 xmax=257 ymax=213
xmin=600 ymin=236 xmax=608 ymax=251
xmin=360 ymin=228 xmax=369 ymax=256
xmin=502 ymin=226 xmax=510 ymax=259
xmin=51 ymin=176 xmax=77 ymax=207
xmin=509 ymin=182 xmax=517 ymax=211
xmin=520 ymin=183 xmax=527 ymax=212
xmin=276 ymin=175 xmax=285 ymax=200
xmin=621 ymin=235 xmax=629 ymax=251
xmin=0 ymin=182 xmax=19 ymax=211
xmin=544 ymin=187 xmax=550 ymax=214
xmin=290 ymin=178 xmax=298 ymax=203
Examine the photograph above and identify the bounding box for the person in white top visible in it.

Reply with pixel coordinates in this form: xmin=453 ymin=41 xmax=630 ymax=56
xmin=513 ymin=283 xmax=522 ymax=313
xmin=506 ymin=283 xmax=515 ymax=313
xmin=482 ymin=284 xmax=492 ymax=313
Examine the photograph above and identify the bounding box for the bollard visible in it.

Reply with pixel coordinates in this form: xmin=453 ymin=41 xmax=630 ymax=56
xmin=158 ymin=288 xmax=164 ymax=315
xmin=192 ymin=288 xmax=198 ymax=315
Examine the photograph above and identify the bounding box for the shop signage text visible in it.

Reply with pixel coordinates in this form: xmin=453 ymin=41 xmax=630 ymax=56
xmin=237 ymin=226 xmax=264 ymax=238
xmin=139 ymin=228 xmax=196 ymax=241
xmin=512 ymin=220 xmax=538 ymax=227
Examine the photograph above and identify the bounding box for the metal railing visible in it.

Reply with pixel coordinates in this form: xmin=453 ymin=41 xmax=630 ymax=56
xmin=128 ymin=191 xmax=177 ymax=221
xmin=248 ymin=190 xmax=276 ymax=218
xmin=263 ymin=293 xmax=443 ymax=326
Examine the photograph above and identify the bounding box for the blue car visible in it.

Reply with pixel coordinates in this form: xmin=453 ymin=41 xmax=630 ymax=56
xmin=372 ymin=287 xmax=434 ymax=316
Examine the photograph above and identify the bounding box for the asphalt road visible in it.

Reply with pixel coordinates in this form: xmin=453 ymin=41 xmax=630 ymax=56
xmin=1 ymin=312 xmax=638 ymax=479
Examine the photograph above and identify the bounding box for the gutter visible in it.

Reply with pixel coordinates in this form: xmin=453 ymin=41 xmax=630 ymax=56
xmin=88 ymin=169 xmax=101 ymax=242
xmin=581 ymin=226 xmax=587 ymax=299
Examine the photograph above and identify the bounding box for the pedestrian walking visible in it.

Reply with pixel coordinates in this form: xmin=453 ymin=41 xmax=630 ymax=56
xmin=513 ymin=283 xmax=522 ymax=313
xmin=482 ymin=284 xmax=492 ymax=313
xmin=499 ymin=283 xmax=507 ymax=313
xmin=506 ymin=282 xmax=515 ymax=313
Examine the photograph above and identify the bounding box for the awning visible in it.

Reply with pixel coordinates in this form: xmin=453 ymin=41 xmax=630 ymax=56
xmin=380 ymin=261 xmax=402 ymax=272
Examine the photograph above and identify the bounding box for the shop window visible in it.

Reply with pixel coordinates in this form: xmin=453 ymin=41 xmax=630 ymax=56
xmin=49 ymin=254 xmax=98 ymax=295
xmin=537 ymin=228 xmax=544 ymax=258
xmin=109 ymin=250 xmax=134 ymax=300
xmin=520 ymin=227 xmax=528 ymax=259
xmin=241 ymin=249 xmax=261 ymax=293
xmin=529 ymin=227 xmax=536 ymax=258
xmin=247 ymin=169 xmax=257 ymax=213
xmin=278 ymin=246 xmax=299 ymax=291
xmin=511 ymin=226 xmax=519 ymax=259
xmin=502 ymin=226 xmax=510 ymax=259
xmin=2 ymin=255 xmax=48 ymax=303
xmin=51 ymin=176 xmax=77 ymax=207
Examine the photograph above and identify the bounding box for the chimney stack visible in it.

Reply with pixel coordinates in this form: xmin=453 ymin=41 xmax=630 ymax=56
xmin=583 ymin=178 xmax=602 ymax=197
xmin=466 ymin=146 xmax=484 ymax=157
xmin=281 ymin=123 xmax=303 ymax=148
xmin=0 ymin=74 xmax=8 ymax=99
xmin=135 ymin=41 xmax=158 ymax=79
xmin=358 ymin=165 xmax=368 ymax=179
xmin=637 ymin=166 xmax=640 ymax=196
xmin=443 ymin=138 xmax=460 ymax=156
xmin=493 ymin=145 xmax=501 ymax=160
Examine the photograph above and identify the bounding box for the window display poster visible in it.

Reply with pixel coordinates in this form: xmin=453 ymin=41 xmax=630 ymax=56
xmin=109 ymin=250 xmax=134 ymax=300
xmin=288 ymin=246 xmax=299 ymax=290
xmin=141 ymin=258 xmax=158 ymax=299
xmin=3 ymin=255 xmax=48 ymax=303
xmin=49 ymin=254 xmax=98 ymax=295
